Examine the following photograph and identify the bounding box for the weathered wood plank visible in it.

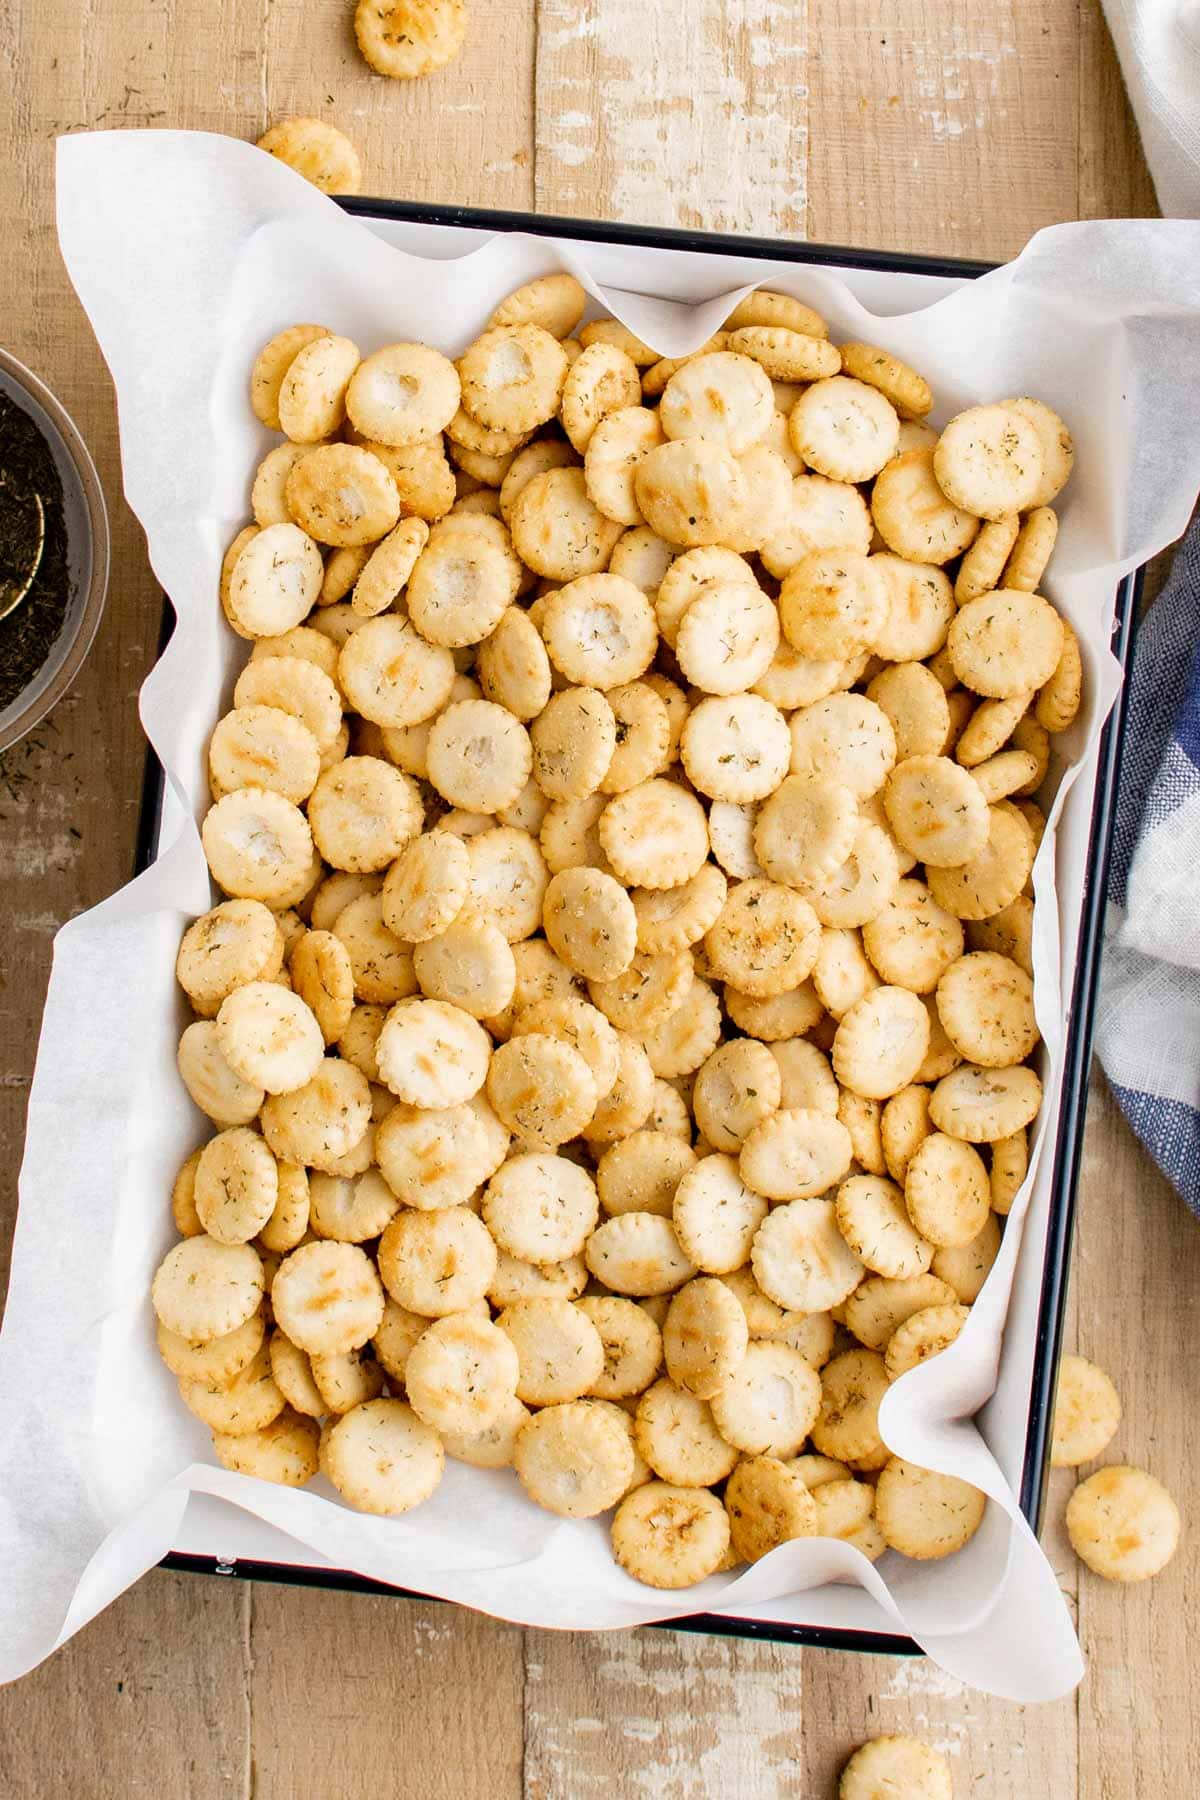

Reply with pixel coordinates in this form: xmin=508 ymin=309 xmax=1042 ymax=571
xmin=248 ymin=1589 xmax=524 ymax=1800
xmin=0 ymin=1572 xmax=249 ymax=1799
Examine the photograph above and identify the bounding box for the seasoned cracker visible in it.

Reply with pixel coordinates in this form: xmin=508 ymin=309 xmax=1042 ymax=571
xmin=376 ymin=997 xmax=491 ymax=1108
xmin=740 ymin=1107 xmax=853 ymax=1203
xmin=611 ymin=1481 xmax=731 ymax=1588
xmin=711 ymin=1340 xmax=820 ymax=1457
xmin=833 ymin=985 xmax=931 ymax=1101
xmin=904 ymin=1131 xmax=991 ymax=1246
xmin=177 ymin=899 xmax=282 ymax=1019
xmin=705 ymin=879 xmax=820 ymax=999
xmin=769 ymin=1039 xmax=838 ymax=1115
xmin=870 ymin=447 xmax=979 ymax=566
xmin=180 ymin=1342 xmax=285 ymax=1437
xmin=1007 ymin=395 xmax=1074 ymax=506
xmin=880 ymin=1084 xmax=933 ymax=1185
xmin=839 ymin=1737 xmax=952 ymax=1800
xmin=599 ymin=778 xmax=709 ymax=890
xmin=812 ymin=925 xmax=880 ymax=1021
xmin=489 ymin=272 xmax=586 ymax=339
xmin=585 ymin=1212 xmax=697 ymax=1296
xmin=514 ymin=1399 xmax=636 ymax=1517
xmin=634 ymin=1376 xmax=738 ymax=1486
xmin=178 ymin=1020 xmax=266 ymax=1127
xmin=308 ymin=755 xmax=422 ymax=872
xmin=884 ymin=1300 xmax=969 ymax=1379
xmin=874 ymin=1455 xmax=987 ymax=1558
xmin=323 ymin=1397 xmax=444 ymax=1516
xmin=333 ymin=893 xmax=417 ymax=1003
xmin=935 ymin=949 xmax=1038 ymax=1067
xmin=660 ymin=1275 xmax=749 ymax=1401
xmin=270 ymin=1239 xmax=384 ymax=1355
xmin=842 ymin=1272 xmax=959 ymax=1352
xmin=836 ymin=1173 xmax=933 ymax=1280
xmin=496 ymin=1297 xmax=606 ymax=1405
xmin=1035 ymin=619 xmax=1083 ymax=733
xmin=486 ymin=1031 xmax=598 ymax=1146
xmin=811 ymin=1349 xmax=890 ymax=1464
xmin=1051 ymin=1354 xmax=1122 ymax=1467
xmin=861 ymin=878 xmax=964 ymax=994
xmin=883 ymin=754 xmax=990 ymax=867
xmin=989 ymin=1125 xmax=1029 ymax=1215
xmin=925 ymin=802 xmax=1035 ymax=921
xmin=675 ymin=579 xmax=779 ymax=695
xmin=509 ymin=466 xmax=623 ymax=581
xmin=749 ymin=1193 xmax=863 ymax=1312
xmin=948 ymin=588 xmax=1065 ymax=700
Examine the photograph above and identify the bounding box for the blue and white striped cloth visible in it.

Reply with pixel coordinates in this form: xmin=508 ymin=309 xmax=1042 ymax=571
xmin=1095 ymin=514 xmax=1200 ymax=1214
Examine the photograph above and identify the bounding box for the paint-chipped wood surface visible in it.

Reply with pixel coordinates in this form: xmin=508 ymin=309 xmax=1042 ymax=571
xmin=0 ymin=3 xmax=1184 ymax=1795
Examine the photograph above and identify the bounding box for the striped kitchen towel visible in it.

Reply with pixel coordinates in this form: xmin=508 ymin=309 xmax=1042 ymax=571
xmin=1095 ymin=512 xmax=1200 ymax=1214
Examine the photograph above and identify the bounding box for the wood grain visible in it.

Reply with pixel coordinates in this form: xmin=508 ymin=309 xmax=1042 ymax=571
xmin=248 ymin=1590 xmax=524 ymax=1799
xmin=0 ymin=1573 xmax=249 ymax=1799
xmin=0 ymin=1 xmax=1186 ymax=1796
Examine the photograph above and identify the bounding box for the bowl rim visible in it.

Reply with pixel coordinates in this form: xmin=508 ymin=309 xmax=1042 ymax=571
xmin=0 ymin=346 xmax=111 ymax=754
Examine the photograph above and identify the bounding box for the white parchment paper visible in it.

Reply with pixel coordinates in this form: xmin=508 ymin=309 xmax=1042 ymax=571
xmin=3 ymin=130 xmax=1200 ymax=1694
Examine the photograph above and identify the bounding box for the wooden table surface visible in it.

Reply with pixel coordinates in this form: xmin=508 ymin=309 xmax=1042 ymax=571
xmin=1 ymin=3 xmax=1196 ymax=1795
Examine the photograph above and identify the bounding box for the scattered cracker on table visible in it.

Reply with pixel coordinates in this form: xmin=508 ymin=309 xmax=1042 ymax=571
xmin=150 ymin=282 xmax=1092 ymax=1596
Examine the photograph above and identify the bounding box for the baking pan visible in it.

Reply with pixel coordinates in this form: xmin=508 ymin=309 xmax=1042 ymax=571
xmin=142 ymin=197 xmax=1140 ymax=1655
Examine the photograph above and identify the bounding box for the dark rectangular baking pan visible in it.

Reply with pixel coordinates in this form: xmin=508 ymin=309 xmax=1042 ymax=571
xmin=149 ymin=197 xmax=1141 ymax=1655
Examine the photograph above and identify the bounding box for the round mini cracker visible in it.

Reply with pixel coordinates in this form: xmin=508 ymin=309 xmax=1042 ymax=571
xmin=483 ymin=1150 xmax=599 ymax=1261
xmin=424 ymin=699 xmax=532 ymax=814
xmin=560 ymin=340 xmax=643 ymax=452
xmin=754 ymin=774 xmax=859 ymax=891
xmin=212 ymin=1406 xmax=321 ymax=1487
xmin=270 ymin=1239 xmax=383 ymax=1356
xmin=375 ymin=1099 xmax=494 ymax=1210
xmin=375 ymin=997 xmax=491 ymax=1108
xmin=832 ymin=985 xmax=931 ymax=1101
xmin=250 ymin=323 xmax=332 ymax=430
xmin=811 ymin=1348 xmax=890 ymax=1465
xmin=208 ymin=703 xmax=321 ymax=805
xmin=691 ymin=1038 xmax=781 ymax=1153
xmin=234 ymin=654 xmax=343 ymax=750
xmin=935 ymin=950 xmax=1038 ymax=1068
xmin=710 ymin=1340 xmax=820 ymax=1458
xmin=539 ymin=574 xmax=659 ymax=691
xmin=934 ymin=401 xmax=1045 ymax=521
xmin=477 ymin=605 xmax=553 ymax=721
xmin=884 ymin=1301 xmax=969 ymax=1380
xmin=870 ymin=446 xmax=979 ymax=566
xmin=509 ymin=466 xmax=623 ymax=582
xmin=531 ymin=686 xmax=617 ymax=800
xmin=193 ymin=1127 xmax=279 ymax=1247
xmin=308 ymin=756 xmax=423 ymax=874
xmin=842 ymin=1272 xmax=958 ymax=1353
xmin=631 ymin=863 xmax=728 ymax=956
xmin=578 ymin=1295 xmax=664 ymax=1400
xmin=948 ymin=588 xmax=1065 ymax=700
xmin=925 ymin=802 xmax=1036 ymax=922
xmin=284 ymin=443 xmax=400 ymax=548
xmin=659 ymin=351 xmax=774 ymax=454
xmin=883 ymin=754 xmax=990 ymax=868
xmin=931 ymin=1210 xmax=1001 ymax=1303
xmin=214 ymin=982 xmax=324 ymax=1097
xmin=725 ymin=1455 xmax=819 ymax=1563
xmin=152 ymin=1236 xmax=264 ymax=1345
xmin=514 ymin=1399 xmax=636 ymax=1517
xmin=176 ymin=898 xmax=282 ymax=1019
xmin=485 ymin=1032 xmax=598 ymax=1147
xmin=838 ymin=1737 xmax=952 ymax=1800
xmin=904 ymin=1131 xmax=991 ymax=1248
xmin=584 ymin=404 xmax=665 ymax=524
xmin=178 ymin=1021 xmax=266 ymax=1128
xmin=611 ymin=1481 xmax=731 ymax=1589
xmin=596 ymin=1130 xmax=696 ymax=1219
xmin=705 ymin=879 xmax=820 ymax=999
xmin=337 ymin=612 xmax=458 ymax=731
xmin=1051 ymin=1353 xmax=1122 ymax=1468
xmin=680 ymin=693 xmax=790 ymax=805
xmin=598 ymin=779 xmax=709 ymax=891
xmin=497 ymin=1297 xmax=606 ymax=1406
xmin=928 ymin=1060 xmax=1042 ymax=1144
xmin=874 ymin=1454 xmax=987 ymax=1558
xmin=861 ymin=878 xmax=964 ymax=993
xmin=836 ymin=1173 xmax=933 ymax=1280
xmin=157 ymin=1307 xmax=267 ymax=1387
xmin=740 ymin=1108 xmax=853 ymax=1203
xmin=345 ymin=341 xmax=459 ymax=445
xmin=512 ymin=994 xmax=620 ymax=1099
xmin=489 ymin=272 xmax=586 ymax=339
xmin=333 ymin=893 xmax=417 ymax=1005
xmin=779 ymin=550 xmax=887 ymax=661
xmin=585 ymin=1212 xmax=697 ymax=1297
xmin=179 ymin=1341 xmax=285 ymax=1437
xmin=633 ymin=439 xmax=749 ymax=549
xmin=381 ymin=829 xmax=470 ymax=943
xmin=201 ymin=788 xmax=315 ymax=906
xmin=788 ymin=375 xmax=900 ymax=483
xmin=750 ymin=1194 xmax=863 ymax=1312
xmin=634 ymin=1377 xmax=738 ymax=1487
xmin=404 ymin=1311 xmax=520 ymax=1436
xmin=323 ymin=1396 xmax=445 ymax=1515
xmin=1005 ymin=395 xmax=1075 ymax=507
xmin=675 ymin=579 xmax=779 ymax=696
xmin=662 ymin=1276 xmax=749 ymax=1400
xmin=413 ymin=914 xmax=516 ymax=1018
xmin=787 ymin=692 xmax=896 ymax=802
xmin=377 ymin=1204 xmax=497 ymax=1317
xmin=1066 ymin=1465 xmax=1180 ymax=1583
xmin=672 ymin=1153 xmax=768 ymax=1275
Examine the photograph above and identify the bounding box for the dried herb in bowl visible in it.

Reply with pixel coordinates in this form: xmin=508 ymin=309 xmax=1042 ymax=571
xmin=0 ymin=390 xmax=71 ymax=714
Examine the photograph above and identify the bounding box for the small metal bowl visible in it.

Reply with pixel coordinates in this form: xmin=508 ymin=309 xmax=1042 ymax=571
xmin=0 ymin=348 xmax=110 ymax=753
